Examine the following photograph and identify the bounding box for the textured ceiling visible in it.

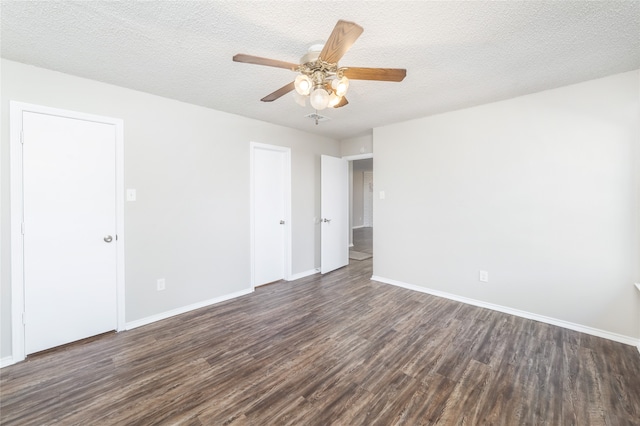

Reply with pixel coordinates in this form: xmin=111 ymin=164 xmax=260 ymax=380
xmin=2 ymin=1 xmax=639 ymax=140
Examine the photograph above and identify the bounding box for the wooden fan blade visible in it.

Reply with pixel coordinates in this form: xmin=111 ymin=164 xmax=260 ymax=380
xmin=319 ymin=20 xmax=364 ymax=64
xmin=343 ymin=67 xmax=407 ymax=82
xmin=333 ymin=97 xmax=349 ymax=108
xmin=261 ymin=82 xmax=295 ymax=102
xmin=233 ymin=54 xmax=298 ymax=71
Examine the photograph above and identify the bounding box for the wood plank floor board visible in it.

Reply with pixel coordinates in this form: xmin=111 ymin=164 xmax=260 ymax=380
xmin=437 ymin=359 xmax=493 ymax=424
xmin=349 ymin=371 xmax=416 ymax=426
xmin=3 ymin=228 xmax=640 ymax=424
xmin=302 ymin=382 xmax=371 ymax=426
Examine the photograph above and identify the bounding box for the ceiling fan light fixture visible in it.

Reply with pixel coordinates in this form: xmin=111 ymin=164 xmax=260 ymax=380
xmin=294 ymin=74 xmax=312 ymax=95
xmin=310 ymin=87 xmax=330 ymax=110
xmin=332 ymin=76 xmax=349 ymax=97
xmin=293 ymin=91 xmax=307 ymax=107
xmin=234 ymin=20 xmax=406 ymax=116
xmin=328 ymin=92 xmax=341 ymax=108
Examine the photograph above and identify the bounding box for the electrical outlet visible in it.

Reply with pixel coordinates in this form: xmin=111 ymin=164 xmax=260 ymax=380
xmin=479 ymin=270 xmax=489 ymax=283
xmin=157 ymin=278 xmax=166 ymax=291
xmin=126 ymin=188 xmax=137 ymax=201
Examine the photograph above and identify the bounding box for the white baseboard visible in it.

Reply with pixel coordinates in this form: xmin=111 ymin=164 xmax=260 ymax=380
xmin=288 ymin=268 xmax=320 ymax=281
xmin=1 ymin=356 xmax=15 ymax=368
xmin=371 ymin=275 xmax=640 ymax=348
xmin=125 ymin=288 xmax=253 ymax=330
xmin=352 ymin=225 xmax=366 ymax=229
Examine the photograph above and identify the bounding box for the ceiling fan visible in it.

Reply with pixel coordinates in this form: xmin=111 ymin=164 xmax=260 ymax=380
xmin=233 ymin=19 xmax=406 ymax=113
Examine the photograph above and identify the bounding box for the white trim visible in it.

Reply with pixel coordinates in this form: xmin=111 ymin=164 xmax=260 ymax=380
xmin=352 ymin=225 xmax=366 ymax=230
xmin=371 ymin=275 xmax=640 ymax=348
xmin=635 ymin=283 xmax=640 ymax=354
xmin=9 ymin=101 xmax=126 ymax=363
xmin=345 ymin=153 xmax=373 ymax=251
xmin=343 ymin=153 xmax=373 ymax=161
xmin=126 ymin=288 xmax=253 ymax=330
xmin=114 ymin=121 xmax=126 ymax=332
xmin=1 ymin=356 xmax=16 ymax=369
xmin=288 ymin=268 xmax=320 ymax=281
xmin=249 ymin=142 xmax=292 ymax=290
xmin=9 ymin=102 xmax=25 ymax=363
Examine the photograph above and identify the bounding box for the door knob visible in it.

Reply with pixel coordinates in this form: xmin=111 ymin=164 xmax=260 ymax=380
xmin=323 ymin=218 xmax=331 ymax=223
xmin=104 ymin=235 xmax=113 ymax=243
xmin=280 ymin=220 xmax=285 ymax=225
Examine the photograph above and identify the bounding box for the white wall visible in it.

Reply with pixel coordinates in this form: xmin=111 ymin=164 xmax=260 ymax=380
xmin=373 ymin=70 xmax=640 ymax=341
xmin=341 ymin=133 xmax=373 ymax=157
xmin=352 ymin=170 xmax=365 ymax=227
xmin=0 ymin=60 xmax=340 ymax=359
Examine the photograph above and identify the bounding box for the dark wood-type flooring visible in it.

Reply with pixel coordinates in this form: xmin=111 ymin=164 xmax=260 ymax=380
xmin=352 ymin=226 xmax=373 ymax=255
xmin=2 ymin=227 xmax=640 ymax=424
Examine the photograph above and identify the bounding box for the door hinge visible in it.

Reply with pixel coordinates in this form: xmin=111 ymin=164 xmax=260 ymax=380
xmin=22 ymin=312 xmax=26 ymax=325
xmin=21 ymin=222 xmax=25 ymax=235
xmin=20 ymin=130 xmax=24 ymax=144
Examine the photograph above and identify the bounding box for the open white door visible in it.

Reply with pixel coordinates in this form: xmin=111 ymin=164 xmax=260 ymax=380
xmin=321 ymin=155 xmax=349 ymax=274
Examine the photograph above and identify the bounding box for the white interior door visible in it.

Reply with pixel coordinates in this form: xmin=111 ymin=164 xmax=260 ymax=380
xmin=252 ymin=145 xmax=290 ymax=286
xmin=321 ymin=155 xmax=349 ymax=274
xmin=23 ymin=111 xmax=118 ymax=354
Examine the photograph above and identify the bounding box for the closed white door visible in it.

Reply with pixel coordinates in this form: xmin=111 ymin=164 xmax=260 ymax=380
xmin=321 ymin=155 xmax=349 ymax=274
xmin=23 ymin=111 xmax=118 ymax=354
xmin=253 ymin=146 xmax=288 ymax=286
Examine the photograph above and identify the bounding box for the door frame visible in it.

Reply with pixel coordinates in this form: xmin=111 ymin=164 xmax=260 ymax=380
xmin=343 ymin=153 xmax=373 ymax=248
xmin=10 ymin=101 xmax=126 ymax=363
xmin=249 ymin=142 xmax=291 ymax=289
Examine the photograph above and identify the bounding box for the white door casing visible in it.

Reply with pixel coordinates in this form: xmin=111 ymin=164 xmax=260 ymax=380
xmin=321 ymin=155 xmax=349 ymax=274
xmin=10 ymin=102 xmax=125 ymax=362
xmin=250 ymin=142 xmax=291 ymax=287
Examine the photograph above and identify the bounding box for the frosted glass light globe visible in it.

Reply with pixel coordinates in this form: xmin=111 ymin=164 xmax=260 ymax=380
xmin=310 ymin=88 xmax=329 ymax=110
xmin=328 ymin=93 xmax=341 ymax=108
xmin=331 ymin=76 xmax=349 ymax=97
xmin=294 ymin=75 xmax=312 ymax=96
xmin=293 ymin=91 xmax=307 ymax=107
